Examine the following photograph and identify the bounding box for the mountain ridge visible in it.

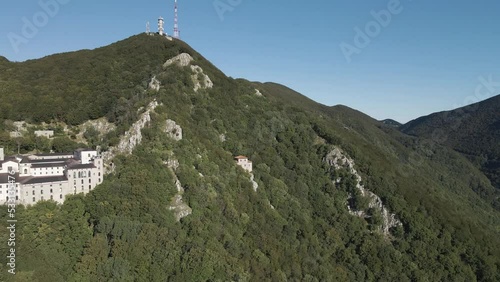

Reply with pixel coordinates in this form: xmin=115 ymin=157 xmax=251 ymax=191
xmin=401 ymin=94 xmax=500 ymax=192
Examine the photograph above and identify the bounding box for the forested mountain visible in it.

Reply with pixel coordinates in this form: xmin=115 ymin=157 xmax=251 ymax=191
xmin=381 ymin=119 xmax=402 ymax=127
xmin=401 ymin=95 xmax=500 ymax=191
xmin=0 ymin=34 xmax=499 ymax=281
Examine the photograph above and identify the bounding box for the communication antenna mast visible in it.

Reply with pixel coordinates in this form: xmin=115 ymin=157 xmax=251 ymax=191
xmin=146 ymin=22 xmax=150 ymax=34
xmin=158 ymin=16 xmax=165 ymax=36
xmin=173 ymin=0 xmax=180 ymax=38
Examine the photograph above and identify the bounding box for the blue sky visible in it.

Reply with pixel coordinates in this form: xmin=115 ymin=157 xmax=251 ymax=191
xmin=1 ymin=0 xmax=499 ymax=123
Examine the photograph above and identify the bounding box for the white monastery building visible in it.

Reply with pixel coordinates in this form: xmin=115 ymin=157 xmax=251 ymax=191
xmin=0 ymin=147 xmax=103 ymax=205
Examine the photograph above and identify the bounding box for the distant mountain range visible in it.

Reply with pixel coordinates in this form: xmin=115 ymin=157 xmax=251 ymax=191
xmin=401 ymin=95 xmax=500 ymax=190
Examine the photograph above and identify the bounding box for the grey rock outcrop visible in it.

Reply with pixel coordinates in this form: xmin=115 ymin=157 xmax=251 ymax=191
xmin=190 ymin=65 xmax=213 ymax=92
xmin=325 ymin=146 xmax=402 ymax=236
xmin=163 ymin=53 xmax=213 ymax=92
xmin=163 ymin=53 xmax=194 ymax=68
xmin=102 ymin=100 xmax=159 ymax=174
xmin=167 ymin=175 xmax=192 ymax=221
xmin=250 ymin=174 xmax=259 ymax=192
xmin=165 ymin=119 xmax=182 ymax=141
xmin=148 ymin=76 xmax=160 ymax=91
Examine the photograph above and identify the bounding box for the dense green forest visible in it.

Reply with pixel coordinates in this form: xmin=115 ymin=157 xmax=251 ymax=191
xmin=401 ymin=95 xmax=500 ymax=198
xmin=0 ymin=34 xmax=499 ymax=281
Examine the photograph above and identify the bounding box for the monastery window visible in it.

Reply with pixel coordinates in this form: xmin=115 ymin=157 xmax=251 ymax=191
xmin=89 ymin=179 xmax=91 ymax=183
xmin=32 ymin=190 xmax=35 ymax=195
xmin=32 ymin=197 xmax=35 ymax=202
xmin=59 ymin=194 xmax=62 ymax=199
xmin=41 ymin=190 xmax=43 ymax=195
xmin=50 ymin=189 xmax=53 ymax=193
xmin=89 ymin=185 xmax=91 ymax=189
xmin=50 ymin=195 xmax=53 ymax=200
xmin=81 ymin=179 xmax=84 ymax=184
xmin=24 ymin=169 xmax=27 ymax=174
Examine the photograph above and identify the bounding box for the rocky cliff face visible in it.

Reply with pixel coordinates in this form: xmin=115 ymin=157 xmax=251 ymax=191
xmin=163 ymin=53 xmax=213 ymax=92
xmin=165 ymin=158 xmax=192 ymax=221
xmin=250 ymin=174 xmax=258 ymax=192
xmin=148 ymin=76 xmax=161 ymax=92
xmin=101 ymin=100 xmax=159 ymax=173
xmin=190 ymin=65 xmax=213 ymax=92
xmin=163 ymin=53 xmax=194 ymax=68
xmin=324 ymin=147 xmax=402 ymax=236
xmin=165 ymin=119 xmax=182 ymax=141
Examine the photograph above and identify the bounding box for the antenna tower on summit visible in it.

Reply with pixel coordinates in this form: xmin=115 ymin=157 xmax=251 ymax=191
xmin=146 ymin=22 xmax=150 ymax=34
xmin=173 ymin=0 xmax=180 ymax=38
xmin=158 ymin=16 xmax=165 ymax=36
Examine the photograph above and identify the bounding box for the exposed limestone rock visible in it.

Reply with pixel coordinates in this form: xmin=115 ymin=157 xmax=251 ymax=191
xmin=162 ymin=53 xmax=213 ymax=92
xmin=83 ymin=118 xmax=116 ymax=135
xmin=167 ymin=169 xmax=192 ymax=221
xmin=255 ymin=89 xmax=263 ymax=97
xmin=116 ymin=100 xmax=158 ymax=154
xmin=163 ymin=53 xmax=194 ymax=68
xmin=267 ymin=200 xmax=275 ymax=210
xmin=165 ymin=119 xmax=182 ymax=141
xmin=13 ymin=121 xmax=26 ymax=130
xmin=77 ymin=118 xmax=116 ymax=143
xmin=101 ymin=100 xmax=159 ymax=174
xmin=148 ymin=76 xmax=160 ymax=91
xmin=9 ymin=131 xmax=23 ymax=138
xmin=250 ymin=174 xmax=259 ymax=192
xmin=219 ymin=134 xmax=226 ymax=142
xmin=324 ymin=146 xmax=402 ymax=236
xmin=190 ymin=65 xmax=213 ymax=92
xmin=163 ymin=158 xmax=179 ymax=171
